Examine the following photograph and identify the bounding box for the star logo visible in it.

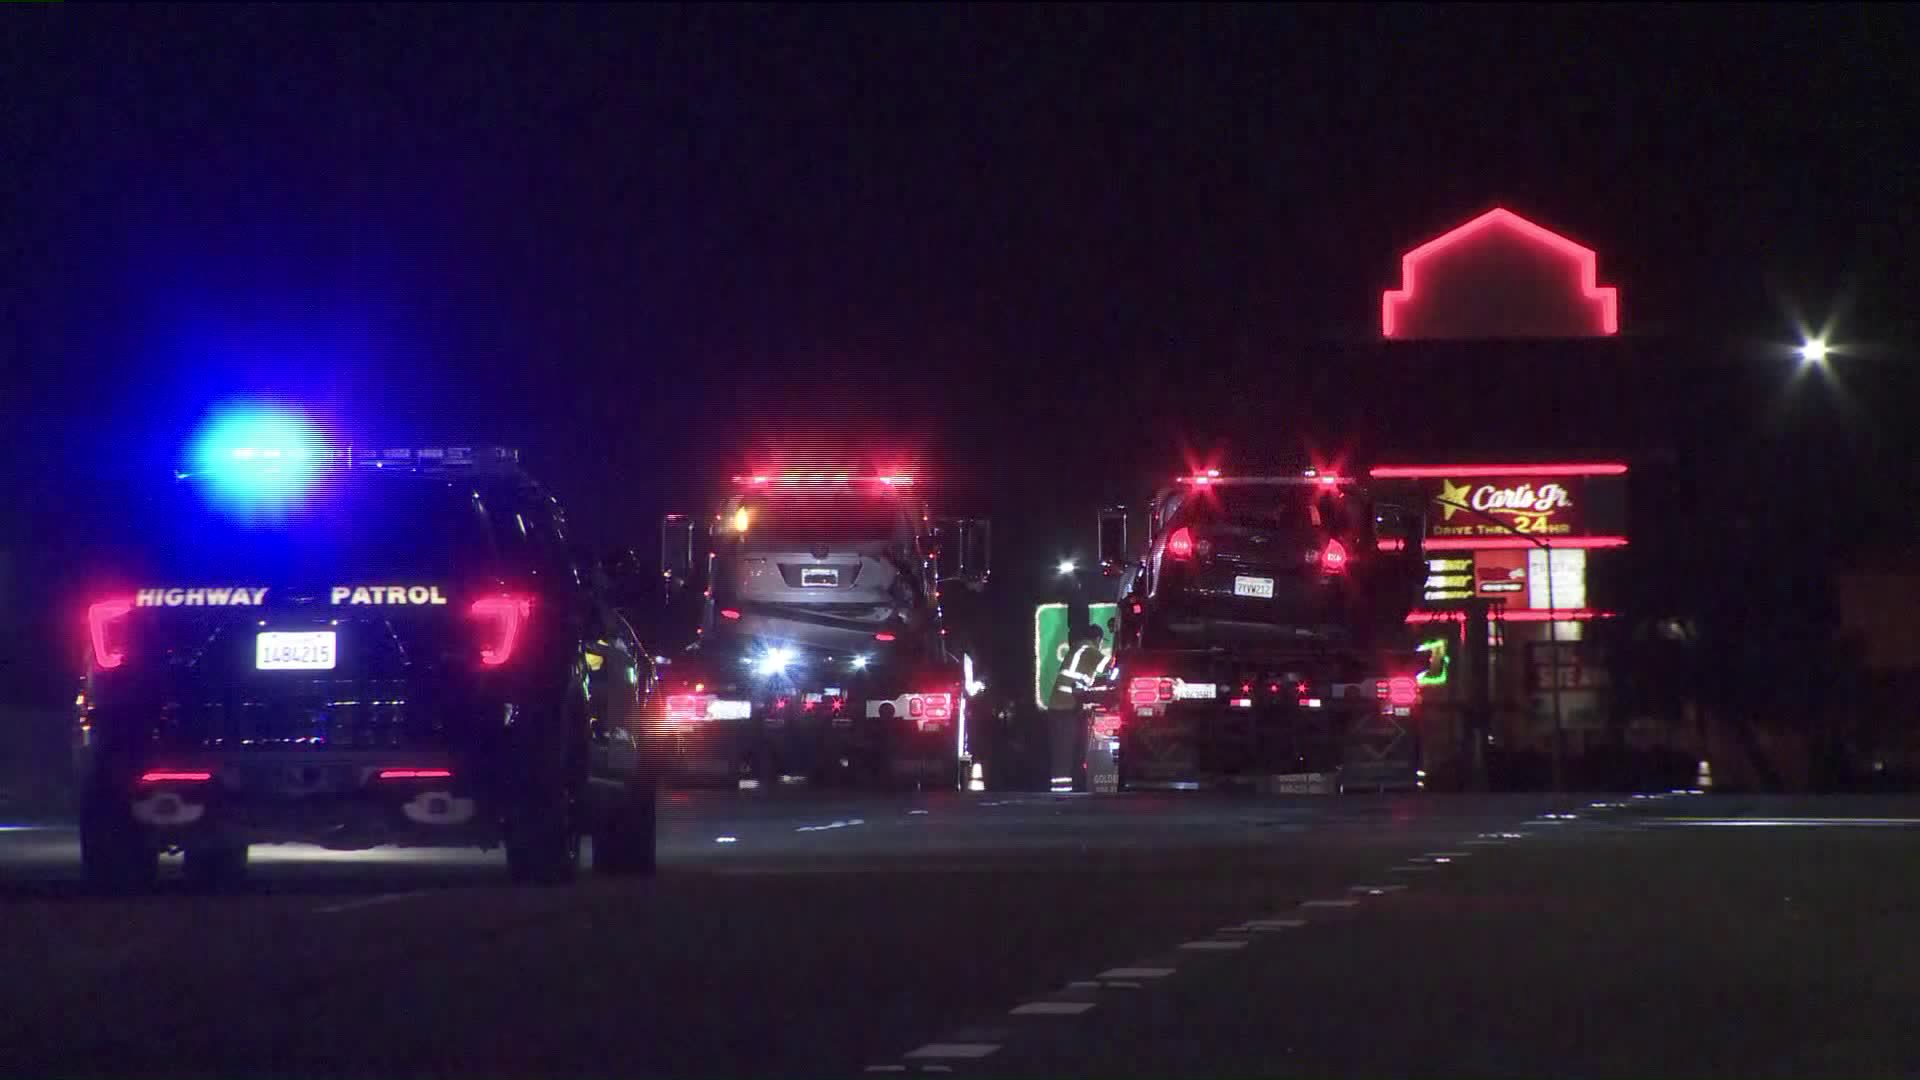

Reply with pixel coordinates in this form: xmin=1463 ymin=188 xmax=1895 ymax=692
xmin=1436 ymin=478 xmax=1471 ymax=521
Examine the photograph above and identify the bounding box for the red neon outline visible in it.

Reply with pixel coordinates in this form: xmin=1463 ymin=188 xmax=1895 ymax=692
xmin=1376 ymin=539 xmax=1407 ymax=552
xmin=376 ymin=768 xmax=453 ymax=780
xmin=138 ymin=770 xmax=212 ymax=783
xmin=1381 ymin=208 xmax=1618 ymax=338
xmin=1424 ymin=536 xmax=1627 ymax=551
xmin=1407 ymin=609 xmax=1614 ymax=623
xmin=1369 ymin=463 xmax=1627 ymax=479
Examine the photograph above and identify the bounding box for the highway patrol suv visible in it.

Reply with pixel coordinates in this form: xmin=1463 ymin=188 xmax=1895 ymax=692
xmin=77 ymin=418 xmax=657 ymax=889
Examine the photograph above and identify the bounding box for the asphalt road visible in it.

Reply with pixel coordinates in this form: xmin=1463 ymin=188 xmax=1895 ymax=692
xmin=0 ymin=788 xmax=1916 ymax=1079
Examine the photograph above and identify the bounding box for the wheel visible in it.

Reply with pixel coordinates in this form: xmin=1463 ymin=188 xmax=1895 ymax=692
xmin=80 ymin=790 xmax=157 ymax=893
xmin=592 ymin=782 xmax=657 ymax=878
xmin=183 ymin=844 xmax=249 ymax=891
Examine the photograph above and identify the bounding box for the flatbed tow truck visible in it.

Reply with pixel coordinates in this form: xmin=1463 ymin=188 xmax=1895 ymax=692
xmin=1094 ymin=465 xmax=1428 ymax=793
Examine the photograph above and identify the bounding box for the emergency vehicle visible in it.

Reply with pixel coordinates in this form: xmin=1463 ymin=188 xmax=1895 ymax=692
xmin=655 ymin=467 xmax=990 ymax=788
xmin=1095 ymin=464 xmax=1428 ymax=791
xmin=75 ymin=408 xmax=657 ymax=889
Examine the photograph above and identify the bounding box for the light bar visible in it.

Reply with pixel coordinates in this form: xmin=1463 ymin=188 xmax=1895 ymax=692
xmin=376 ymin=768 xmax=454 ymax=780
xmin=1369 ymin=463 xmax=1627 ymax=479
xmin=355 ymin=446 xmax=519 ymax=469
xmin=1423 ymin=536 xmax=1627 ymax=551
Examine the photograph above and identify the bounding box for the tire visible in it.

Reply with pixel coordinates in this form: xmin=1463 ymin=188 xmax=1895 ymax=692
xmin=592 ymin=782 xmax=657 ymax=878
xmin=183 ymin=844 xmax=249 ymax=891
xmin=80 ymin=791 xmax=157 ymax=894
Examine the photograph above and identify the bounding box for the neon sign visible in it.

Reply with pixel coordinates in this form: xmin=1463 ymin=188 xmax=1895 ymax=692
xmin=1381 ymin=207 xmax=1618 ymax=339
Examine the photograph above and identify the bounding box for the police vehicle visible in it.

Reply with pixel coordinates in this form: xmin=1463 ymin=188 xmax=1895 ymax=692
xmin=76 ymin=410 xmax=657 ymax=888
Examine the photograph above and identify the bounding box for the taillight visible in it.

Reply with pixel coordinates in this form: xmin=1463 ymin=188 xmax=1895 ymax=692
xmin=376 ymin=768 xmax=453 ymax=780
xmin=1128 ymin=676 xmax=1174 ymax=706
xmin=908 ymin=691 xmax=955 ymax=731
xmin=1321 ymin=538 xmax=1349 ymax=573
xmin=138 ymin=770 xmax=212 ymax=784
xmin=87 ymin=597 xmax=133 ymax=670
xmin=665 ymin=693 xmax=714 ymax=725
xmin=469 ymin=593 xmax=533 ymax=667
xmin=1166 ymin=527 xmax=1195 ymax=560
xmin=875 ymin=632 xmax=897 ymax=642
xmin=720 ymin=608 xmax=742 ymax=620
xmin=1376 ymin=676 xmax=1418 ymax=708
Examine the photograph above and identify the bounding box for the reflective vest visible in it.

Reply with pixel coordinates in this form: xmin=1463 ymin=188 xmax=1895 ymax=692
xmin=1048 ymin=643 xmax=1103 ymax=710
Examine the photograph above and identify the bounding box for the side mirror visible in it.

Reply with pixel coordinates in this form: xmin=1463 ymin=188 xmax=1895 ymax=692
xmin=1097 ymin=505 xmax=1128 ymax=574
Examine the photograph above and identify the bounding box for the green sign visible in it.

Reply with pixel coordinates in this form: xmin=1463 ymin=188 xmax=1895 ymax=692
xmin=1033 ymin=602 xmax=1118 ymax=708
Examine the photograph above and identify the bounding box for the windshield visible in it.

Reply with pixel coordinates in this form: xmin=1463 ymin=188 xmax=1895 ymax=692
xmin=1177 ymin=486 xmax=1321 ymax=531
xmin=735 ymin=493 xmax=919 ymax=547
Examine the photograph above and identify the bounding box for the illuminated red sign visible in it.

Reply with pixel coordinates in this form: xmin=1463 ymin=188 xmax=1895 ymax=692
xmin=1369 ymin=463 xmax=1628 ymax=544
xmin=1382 ymin=208 xmax=1618 ymax=340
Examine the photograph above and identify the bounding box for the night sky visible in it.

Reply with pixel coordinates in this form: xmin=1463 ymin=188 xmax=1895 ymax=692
xmin=3 ymin=4 xmax=1917 ymax=692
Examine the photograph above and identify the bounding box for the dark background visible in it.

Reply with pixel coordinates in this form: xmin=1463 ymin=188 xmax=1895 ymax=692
xmin=3 ymin=4 xmax=1916 ymax=718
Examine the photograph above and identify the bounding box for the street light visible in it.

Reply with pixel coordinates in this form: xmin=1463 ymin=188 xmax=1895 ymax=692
xmin=1797 ymin=336 xmax=1831 ymax=366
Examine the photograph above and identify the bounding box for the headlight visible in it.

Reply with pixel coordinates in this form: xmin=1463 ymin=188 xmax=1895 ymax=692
xmin=757 ymin=648 xmax=793 ymax=676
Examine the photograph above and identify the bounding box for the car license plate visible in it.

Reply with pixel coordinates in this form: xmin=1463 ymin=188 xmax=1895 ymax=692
xmin=706 ymin=699 xmax=752 ymax=721
xmin=800 ymin=567 xmax=839 ymax=587
xmin=1233 ymin=576 xmax=1275 ymax=599
xmin=256 ymin=631 xmax=337 ymax=671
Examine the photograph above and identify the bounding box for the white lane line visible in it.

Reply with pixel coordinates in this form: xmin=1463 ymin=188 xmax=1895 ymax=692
xmin=908 ymin=809 xmax=930 ymax=815
xmin=1180 ymin=939 xmax=1248 ymax=951
xmin=1012 ymin=1001 xmax=1096 ymax=1016
xmin=796 ymin=818 xmax=867 ymax=832
xmin=1389 ymin=865 xmax=1435 ymax=873
xmin=1102 ymin=980 xmax=1144 ymax=989
xmin=313 ymin=890 xmax=428 ymax=915
xmin=1247 ymin=918 xmax=1306 ymax=930
xmin=904 ymin=1044 xmax=999 ymax=1060
xmin=1097 ymin=967 xmax=1174 ymax=979
xmin=1067 ymin=980 xmax=1103 ymax=989
xmin=1428 ymin=851 xmax=1471 ymax=858
xmin=1460 ymin=839 xmax=1503 ymax=846
xmin=864 ymin=1067 xmax=907 ymax=1073
xmin=1351 ymin=884 xmax=1408 ymax=895
xmin=1301 ymin=898 xmax=1359 ymax=909
xmin=921 ymin=1067 xmax=955 ymax=1073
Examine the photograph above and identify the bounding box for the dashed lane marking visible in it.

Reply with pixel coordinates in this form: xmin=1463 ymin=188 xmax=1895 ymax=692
xmin=1247 ymin=918 xmax=1306 ymax=930
xmin=1301 ymin=898 xmax=1359 ymax=909
xmin=904 ymin=1044 xmax=1000 ymax=1060
xmin=1350 ymin=884 xmax=1408 ymax=895
xmin=1389 ymin=865 xmax=1436 ymax=873
xmin=864 ymin=1067 xmax=907 ymax=1073
xmin=1180 ymin=939 xmax=1248 ymax=951
xmin=313 ymin=890 xmax=428 ymax=915
xmin=1102 ymin=980 xmax=1144 ymax=989
xmin=1012 ymin=1001 xmax=1096 ymax=1015
xmin=1067 ymin=980 xmax=1103 ymax=989
xmin=1097 ymin=967 xmax=1175 ymax=979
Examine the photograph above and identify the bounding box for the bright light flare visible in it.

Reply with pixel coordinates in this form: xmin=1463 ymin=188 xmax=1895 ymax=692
xmin=184 ymin=404 xmax=333 ymax=511
xmin=1056 ymin=559 xmax=1077 ymax=576
xmin=757 ymin=647 xmax=794 ymax=677
xmin=1797 ymin=337 xmax=1830 ymax=365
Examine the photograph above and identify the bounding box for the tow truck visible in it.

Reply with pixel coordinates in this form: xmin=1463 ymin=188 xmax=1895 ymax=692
xmin=654 ymin=467 xmax=990 ymax=789
xmin=1094 ymin=465 xmax=1427 ymax=792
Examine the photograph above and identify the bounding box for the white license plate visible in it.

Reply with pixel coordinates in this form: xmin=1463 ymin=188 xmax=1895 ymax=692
xmin=1233 ymin=576 xmax=1275 ymax=598
xmin=800 ymin=568 xmax=839 ymax=587
xmin=1172 ymin=681 xmax=1217 ymax=700
xmin=256 ymin=631 xmax=337 ymax=671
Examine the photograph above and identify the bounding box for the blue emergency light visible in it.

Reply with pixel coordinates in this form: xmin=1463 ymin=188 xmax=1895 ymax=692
xmin=180 ymin=404 xmax=336 ymax=510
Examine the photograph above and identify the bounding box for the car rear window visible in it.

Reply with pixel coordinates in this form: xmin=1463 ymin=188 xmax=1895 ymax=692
xmin=135 ymin=478 xmax=497 ymax=579
xmin=739 ymin=494 xmax=918 ymax=545
xmin=1180 ymin=487 xmax=1321 ymax=530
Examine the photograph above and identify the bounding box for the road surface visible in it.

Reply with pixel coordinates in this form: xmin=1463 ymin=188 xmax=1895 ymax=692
xmin=0 ymin=788 xmax=1915 ymax=1078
